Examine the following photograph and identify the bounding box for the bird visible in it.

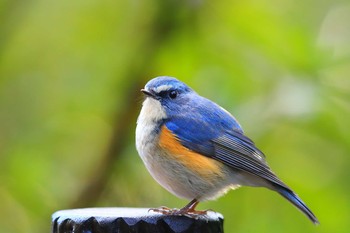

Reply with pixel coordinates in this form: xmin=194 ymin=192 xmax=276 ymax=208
xmin=135 ymin=76 xmax=319 ymax=224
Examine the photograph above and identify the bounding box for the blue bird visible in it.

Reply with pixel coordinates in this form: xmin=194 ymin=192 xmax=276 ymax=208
xmin=136 ymin=76 xmax=319 ymax=224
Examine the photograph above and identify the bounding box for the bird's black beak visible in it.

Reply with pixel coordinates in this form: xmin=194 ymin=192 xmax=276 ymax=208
xmin=141 ymin=89 xmax=155 ymax=98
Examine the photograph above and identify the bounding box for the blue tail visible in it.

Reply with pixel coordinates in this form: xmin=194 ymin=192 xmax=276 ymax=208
xmin=275 ymin=186 xmax=319 ymax=224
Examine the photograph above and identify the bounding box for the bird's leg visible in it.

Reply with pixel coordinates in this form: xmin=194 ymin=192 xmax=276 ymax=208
xmin=175 ymin=199 xmax=208 ymax=215
xmin=176 ymin=199 xmax=199 ymax=214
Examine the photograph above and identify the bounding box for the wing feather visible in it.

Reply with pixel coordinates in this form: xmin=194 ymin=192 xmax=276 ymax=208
xmin=212 ymin=133 xmax=289 ymax=189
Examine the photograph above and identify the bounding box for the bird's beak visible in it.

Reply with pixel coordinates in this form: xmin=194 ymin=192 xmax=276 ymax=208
xmin=141 ymin=89 xmax=155 ymax=98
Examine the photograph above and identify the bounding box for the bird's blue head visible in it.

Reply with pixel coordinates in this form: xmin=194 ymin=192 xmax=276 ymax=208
xmin=141 ymin=76 xmax=195 ymax=114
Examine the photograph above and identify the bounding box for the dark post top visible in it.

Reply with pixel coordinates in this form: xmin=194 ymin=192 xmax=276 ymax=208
xmin=51 ymin=207 xmax=224 ymax=233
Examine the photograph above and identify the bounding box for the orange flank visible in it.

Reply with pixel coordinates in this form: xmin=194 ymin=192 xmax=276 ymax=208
xmin=158 ymin=125 xmax=225 ymax=183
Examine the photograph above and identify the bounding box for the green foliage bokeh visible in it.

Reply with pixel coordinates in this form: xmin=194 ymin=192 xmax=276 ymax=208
xmin=0 ymin=1 xmax=350 ymax=232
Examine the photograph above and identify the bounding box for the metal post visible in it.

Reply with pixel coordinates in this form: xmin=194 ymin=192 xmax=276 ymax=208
xmin=52 ymin=207 xmax=224 ymax=233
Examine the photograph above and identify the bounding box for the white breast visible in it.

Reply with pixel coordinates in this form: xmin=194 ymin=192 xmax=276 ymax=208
xmin=136 ymin=98 xmax=182 ymax=196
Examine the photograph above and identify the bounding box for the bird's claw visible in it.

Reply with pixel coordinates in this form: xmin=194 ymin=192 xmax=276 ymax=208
xmin=148 ymin=206 xmax=177 ymax=215
xmin=149 ymin=206 xmax=210 ymax=218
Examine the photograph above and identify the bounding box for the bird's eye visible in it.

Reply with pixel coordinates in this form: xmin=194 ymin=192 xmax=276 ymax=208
xmin=169 ymin=90 xmax=178 ymax=99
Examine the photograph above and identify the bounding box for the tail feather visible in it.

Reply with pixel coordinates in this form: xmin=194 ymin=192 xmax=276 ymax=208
xmin=276 ymin=186 xmax=319 ymax=225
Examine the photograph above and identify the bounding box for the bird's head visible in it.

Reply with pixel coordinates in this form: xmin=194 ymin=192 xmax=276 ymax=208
xmin=141 ymin=76 xmax=195 ymax=116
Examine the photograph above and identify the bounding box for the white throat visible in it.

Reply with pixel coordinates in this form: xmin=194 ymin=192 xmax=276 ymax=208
xmin=136 ymin=97 xmax=167 ymax=159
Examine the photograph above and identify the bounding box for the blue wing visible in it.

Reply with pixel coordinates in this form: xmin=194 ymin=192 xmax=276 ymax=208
xmin=164 ymin=96 xmax=288 ymax=189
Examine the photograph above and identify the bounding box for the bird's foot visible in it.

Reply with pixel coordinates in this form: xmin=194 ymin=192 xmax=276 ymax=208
xmin=148 ymin=206 xmax=177 ymax=215
xmin=149 ymin=199 xmax=211 ymax=218
xmin=148 ymin=206 xmax=212 ymax=215
xmin=149 ymin=206 xmax=209 ymax=218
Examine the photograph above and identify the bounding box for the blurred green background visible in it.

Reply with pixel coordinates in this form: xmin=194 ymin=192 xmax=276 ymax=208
xmin=1 ymin=0 xmax=350 ymax=232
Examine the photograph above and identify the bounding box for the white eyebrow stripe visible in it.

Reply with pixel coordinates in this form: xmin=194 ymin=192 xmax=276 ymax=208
xmin=154 ymin=85 xmax=173 ymax=93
